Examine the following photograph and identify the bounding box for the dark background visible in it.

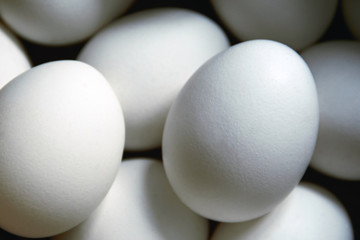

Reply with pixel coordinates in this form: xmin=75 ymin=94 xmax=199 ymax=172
xmin=0 ymin=0 xmax=359 ymax=239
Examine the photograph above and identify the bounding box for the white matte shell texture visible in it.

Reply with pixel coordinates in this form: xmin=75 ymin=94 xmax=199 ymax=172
xmin=0 ymin=0 xmax=134 ymax=45
xmin=78 ymin=7 xmax=230 ymax=151
xmin=211 ymin=183 xmax=354 ymax=240
xmin=210 ymin=0 xmax=338 ymax=50
xmin=163 ymin=39 xmax=319 ymax=222
xmin=0 ymin=60 xmax=125 ymax=238
xmin=302 ymin=41 xmax=360 ymax=180
xmin=53 ymin=158 xmax=209 ymax=240
xmin=0 ymin=23 xmax=31 ymax=89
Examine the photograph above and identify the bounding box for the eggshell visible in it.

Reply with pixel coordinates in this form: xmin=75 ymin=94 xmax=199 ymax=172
xmin=0 ymin=23 xmax=31 ymax=89
xmin=210 ymin=0 xmax=338 ymax=50
xmin=0 ymin=0 xmax=134 ymax=45
xmin=301 ymin=41 xmax=360 ymax=180
xmin=342 ymin=0 xmax=360 ymax=40
xmin=162 ymin=39 xmax=319 ymax=222
xmin=77 ymin=7 xmax=229 ymax=151
xmin=53 ymin=158 xmax=209 ymax=240
xmin=0 ymin=60 xmax=125 ymax=238
xmin=211 ymin=182 xmax=354 ymax=240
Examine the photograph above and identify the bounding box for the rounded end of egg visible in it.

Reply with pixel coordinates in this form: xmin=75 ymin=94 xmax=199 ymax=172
xmin=212 ymin=182 xmax=354 ymax=240
xmin=77 ymin=7 xmax=230 ymax=151
xmin=0 ymin=60 xmax=125 ymax=238
xmin=301 ymin=40 xmax=360 ymax=181
xmin=0 ymin=0 xmax=135 ymax=46
xmin=210 ymin=0 xmax=338 ymax=50
xmin=163 ymin=39 xmax=319 ymax=222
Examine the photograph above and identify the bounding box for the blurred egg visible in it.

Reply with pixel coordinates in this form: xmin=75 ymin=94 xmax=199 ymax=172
xmin=77 ymin=7 xmax=229 ymax=151
xmin=0 ymin=60 xmax=125 ymax=238
xmin=342 ymin=0 xmax=360 ymax=40
xmin=0 ymin=23 xmax=30 ymax=89
xmin=210 ymin=0 xmax=338 ymax=50
xmin=211 ymin=182 xmax=353 ymax=240
xmin=0 ymin=0 xmax=134 ymax=45
xmin=163 ymin=39 xmax=319 ymax=222
xmin=301 ymin=40 xmax=360 ymax=180
xmin=53 ymin=158 xmax=209 ymax=240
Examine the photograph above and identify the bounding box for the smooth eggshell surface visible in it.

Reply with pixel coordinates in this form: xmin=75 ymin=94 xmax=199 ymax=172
xmin=301 ymin=41 xmax=360 ymax=180
xmin=0 ymin=0 xmax=134 ymax=45
xmin=342 ymin=0 xmax=360 ymax=40
xmin=211 ymin=182 xmax=354 ymax=240
xmin=210 ymin=0 xmax=338 ymax=50
xmin=53 ymin=158 xmax=209 ymax=240
xmin=78 ymin=7 xmax=230 ymax=151
xmin=0 ymin=60 xmax=125 ymax=238
xmin=163 ymin=39 xmax=319 ymax=222
xmin=0 ymin=23 xmax=31 ymax=89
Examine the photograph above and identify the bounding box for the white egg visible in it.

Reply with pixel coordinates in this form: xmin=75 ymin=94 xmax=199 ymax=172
xmin=342 ymin=0 xmax=360 ymax=40
xmin=0 ymin=23 xmax=31 ymax=89
xmin=163 ymin=39 xmax=319 ymax=222
xmin=0 ymin=60 xmax=125 ymax=238
xmin=301 ymin=41 xmax=360 ymax=180
xmin=210 ymin=0 xmax=338 ymax=50
xmin=53 ymin=158 xmax=209 ymax=240
xmin=211 ymin=182 xmax=353 ymax=240
xmin=0 ymin=0 xmax=134 ymax=45
xmin=77 ymin=7 xmax=230 ymax=151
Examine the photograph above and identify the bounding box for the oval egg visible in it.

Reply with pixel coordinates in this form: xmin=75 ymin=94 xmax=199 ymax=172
xmin=301 ymin=40 xmax=360 ymax=180
xmin=0 ymin=60 xmax=125 ymax=238
xmin=53 ymin=158 xmax=209 ymax=240
xmin=210 ymin=0 xmax=338 ymax=50
xmin=78 ymin=7 xmax=229 ymax=151
xmin=212 ymin=183 xmax=353 ymax=240
xmin=163 ymin=39 xmax=319 ymax=222
xmin=0 ymin=0 xmax=135 ymax=45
